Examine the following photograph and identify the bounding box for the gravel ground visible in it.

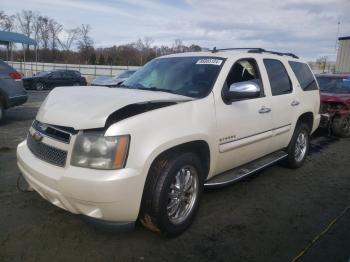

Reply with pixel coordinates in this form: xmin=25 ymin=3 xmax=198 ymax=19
xmin=0 ymin=91 xmax=349 ymax=262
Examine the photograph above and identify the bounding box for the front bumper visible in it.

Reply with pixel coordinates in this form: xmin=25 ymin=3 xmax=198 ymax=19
xmin=17 ymin=140 xmax=145 ymax=222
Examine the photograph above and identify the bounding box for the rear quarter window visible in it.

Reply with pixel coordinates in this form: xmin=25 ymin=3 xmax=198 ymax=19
xmin=71 ymin=71 xmax=81 ymax=77
xmin=289 ymin=61 xmax=318 ymax=91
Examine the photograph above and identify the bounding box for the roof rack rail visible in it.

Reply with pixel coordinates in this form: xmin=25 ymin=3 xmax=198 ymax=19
xmin=211 ymin=47 xmax=265 ymax=53
xmin=210 ymin=47 xmax=299 ymax=59
xmin=248 ymin=49 xmax=299 ymax=59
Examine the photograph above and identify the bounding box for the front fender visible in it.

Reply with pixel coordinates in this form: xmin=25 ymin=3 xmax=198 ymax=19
xmin=105 ymin=93 xmax=217 ymax=179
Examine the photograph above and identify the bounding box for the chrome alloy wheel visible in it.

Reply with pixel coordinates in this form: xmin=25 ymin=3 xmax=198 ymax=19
xmin=295 ymin=131 xmax=308 ymax=162
xmin=35 ymin=82 xmax=44 ymax=91
xmin=167 ymin=165 xmax=199 ymax=225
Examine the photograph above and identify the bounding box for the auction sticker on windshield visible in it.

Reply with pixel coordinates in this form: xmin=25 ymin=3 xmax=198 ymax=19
xmin=196 ymin=59 xmax=223 ymax=66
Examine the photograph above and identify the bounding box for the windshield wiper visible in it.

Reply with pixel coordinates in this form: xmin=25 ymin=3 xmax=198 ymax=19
xmin=137 ymin=86 xmax=175 ymax=94
xmin=118 ymin=83 xmax=132 ymax=88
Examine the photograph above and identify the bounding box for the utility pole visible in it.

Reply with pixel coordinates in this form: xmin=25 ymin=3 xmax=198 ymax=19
xmin=335 ymin=21 xmax=340 ymax=53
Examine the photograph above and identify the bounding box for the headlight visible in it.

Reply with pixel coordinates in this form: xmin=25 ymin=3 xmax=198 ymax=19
xmin=71 ymin=132 xmax=130 ymax=170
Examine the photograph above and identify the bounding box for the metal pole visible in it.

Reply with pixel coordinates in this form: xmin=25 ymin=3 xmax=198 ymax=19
xmin=23 ymin=44 xmax=26 ymax=76
xmin=6 ymin=42 xmax=9 ymax=61
xmin=35 ymin=44 xmax=38 ymax=75
xmin=335 ymin=22 xmax=340 ymax=53
xmin=10 ymin=42 xmax=13 ymax=61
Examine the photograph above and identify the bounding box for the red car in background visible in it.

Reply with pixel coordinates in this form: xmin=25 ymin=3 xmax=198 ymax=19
xmin=317 ymin=74 xmax=350 ymax=137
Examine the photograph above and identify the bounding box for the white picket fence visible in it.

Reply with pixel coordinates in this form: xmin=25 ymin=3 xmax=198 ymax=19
xmin=6 ymin=60 xmax=333 ymax=84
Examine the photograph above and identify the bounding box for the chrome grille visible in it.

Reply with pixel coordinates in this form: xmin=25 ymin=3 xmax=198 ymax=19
xmin=32 ymin=120 xmax=74 ymax=144
xmin=27 ymin=133 xmax=68 ymax=167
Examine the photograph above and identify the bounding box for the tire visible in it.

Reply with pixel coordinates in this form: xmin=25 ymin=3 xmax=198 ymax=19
xmin=284 ymin=123 xmax=310 ymax=169
xmin=332 ymin=115 xmax=350 ymax=138
xmin=34 ymin=82 xmax=45 ymax=91
xmin=139 ymin=152 xmax=204 ymax=237
xmin=0 ymin=100 xmax=4 ymax=122
xmin=73 ymin=82 xmax=80 ymax=86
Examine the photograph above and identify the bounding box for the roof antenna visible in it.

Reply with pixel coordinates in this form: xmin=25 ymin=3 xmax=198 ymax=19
xmin=212 ymin=46 xmax=217 ymax=53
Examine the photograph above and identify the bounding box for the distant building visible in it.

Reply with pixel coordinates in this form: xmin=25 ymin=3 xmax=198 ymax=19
xmin=335 ymin=36 xmax=350 ymax=73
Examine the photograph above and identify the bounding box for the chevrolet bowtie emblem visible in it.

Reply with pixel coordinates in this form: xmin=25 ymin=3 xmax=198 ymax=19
xmin=32 ymin=131 xmax=43 ymax=142
xmin=37 ymin=122 xmax=48 ymax=132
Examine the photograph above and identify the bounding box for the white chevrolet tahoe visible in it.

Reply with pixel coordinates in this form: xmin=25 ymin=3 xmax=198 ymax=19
xmin=17 ymin=48 xmax=321 ymax=236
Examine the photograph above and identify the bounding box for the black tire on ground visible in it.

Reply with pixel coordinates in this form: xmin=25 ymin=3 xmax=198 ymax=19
xmin=34 ymin=82 xmax=45 ymax=91
xmin=73 ymin=82 xmax=80 ymax=86
xmin=284 ymin=123 xmax=310 ymax=169
xmin=332 ymin=115 xmax=350 ymax=138
xmin=139 ymin=152 xmax=204 ymax=237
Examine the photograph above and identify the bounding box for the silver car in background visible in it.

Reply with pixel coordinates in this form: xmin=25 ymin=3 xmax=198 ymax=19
xmin=91 ymin=69 xmax=137 ymax=87
xmin=0 ymin=60 xmax=28 ymax=121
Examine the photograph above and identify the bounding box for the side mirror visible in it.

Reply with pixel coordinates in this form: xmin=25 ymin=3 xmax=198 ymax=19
xmin=224 ymin=80 xmax=261 ymax=102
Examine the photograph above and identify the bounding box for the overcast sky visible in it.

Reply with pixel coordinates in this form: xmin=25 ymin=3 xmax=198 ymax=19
xmin=3 ymin=0 xmax=350 ymax=60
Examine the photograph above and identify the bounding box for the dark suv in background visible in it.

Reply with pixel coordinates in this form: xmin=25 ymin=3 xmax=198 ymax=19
xmin=23 ymin=70 xmax=87 ymax=90
xmin=0 ymin=60 xmax=28 ymax=122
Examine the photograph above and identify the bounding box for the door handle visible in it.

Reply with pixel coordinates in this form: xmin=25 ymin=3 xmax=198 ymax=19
xmin=291 ymin=100 xmax=300 ymax=107
xmin=259 ymin=106 xmax=271 ymax=114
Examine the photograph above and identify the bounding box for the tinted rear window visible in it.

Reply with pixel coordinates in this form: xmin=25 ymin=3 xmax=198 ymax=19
xmin=289 ymin=61 xmax=318 ymax=91
xmin=71 ymin=71 xmax=81 ymax=77
xmin=263 ymin=59 xmax=292 ymax=96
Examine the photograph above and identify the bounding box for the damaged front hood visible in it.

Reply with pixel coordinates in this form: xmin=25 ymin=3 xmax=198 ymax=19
xmin=36 ymin=86 xmax=191 ymax=130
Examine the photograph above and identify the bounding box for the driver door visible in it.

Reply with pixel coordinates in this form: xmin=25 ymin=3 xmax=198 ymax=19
xmin=214 ymin=58 xmax=274 ymax=174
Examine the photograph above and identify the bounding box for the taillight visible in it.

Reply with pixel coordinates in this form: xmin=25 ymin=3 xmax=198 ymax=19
xmin=9 ymin=72 xmax=22 ymax=81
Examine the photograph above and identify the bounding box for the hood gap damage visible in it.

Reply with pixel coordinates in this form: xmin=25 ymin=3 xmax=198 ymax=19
xmin=105 ymin=101 xmax=178 ymax=128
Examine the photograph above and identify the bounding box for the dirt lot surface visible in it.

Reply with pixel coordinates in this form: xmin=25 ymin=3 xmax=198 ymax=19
xmin=0 ymin=91 xmax=349 ymax=262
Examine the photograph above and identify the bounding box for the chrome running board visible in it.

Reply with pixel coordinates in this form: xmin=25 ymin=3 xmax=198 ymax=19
xmin=204 ymin=150 xmax=288 ymax=188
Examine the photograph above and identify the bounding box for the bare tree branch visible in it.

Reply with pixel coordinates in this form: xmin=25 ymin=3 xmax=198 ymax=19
xmin=48 ymin=19 xmax=62 ymax=50
xmin=16 ymin=10 xmax=34 ymax=38
xmin=0 ymin=10 xmax=15 ymax=31
xmin=58 ymin=28 xmax=80 ymax=51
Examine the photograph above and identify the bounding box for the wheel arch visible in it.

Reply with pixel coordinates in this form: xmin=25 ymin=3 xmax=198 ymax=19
xmin=138 ymin=140 xmax=210 ymax=232
xmin=296 ymin=111 xmax=314 ymax=131
xmin=147 ymin=140 xmax=211 ymax=181
xmin=0 ymin=89 xmax=9 ymax=108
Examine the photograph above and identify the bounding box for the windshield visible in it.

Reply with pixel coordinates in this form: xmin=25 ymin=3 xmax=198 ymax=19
xmin=122 ymin=56 xmax=224 ymax=98
xmin=317 ymin=77 xmax=350 ymax=93
xmin=115 ymin=70 xmax=136 ymax=79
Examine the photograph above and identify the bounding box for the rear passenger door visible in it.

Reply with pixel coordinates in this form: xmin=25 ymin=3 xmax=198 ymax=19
xmin=61 ymin=71 xmax=75 ymax=86
xmin=288 ymin=61 xmax=320 ymax=133
xmin=262 ymin=59 xmax=296 ymax=151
